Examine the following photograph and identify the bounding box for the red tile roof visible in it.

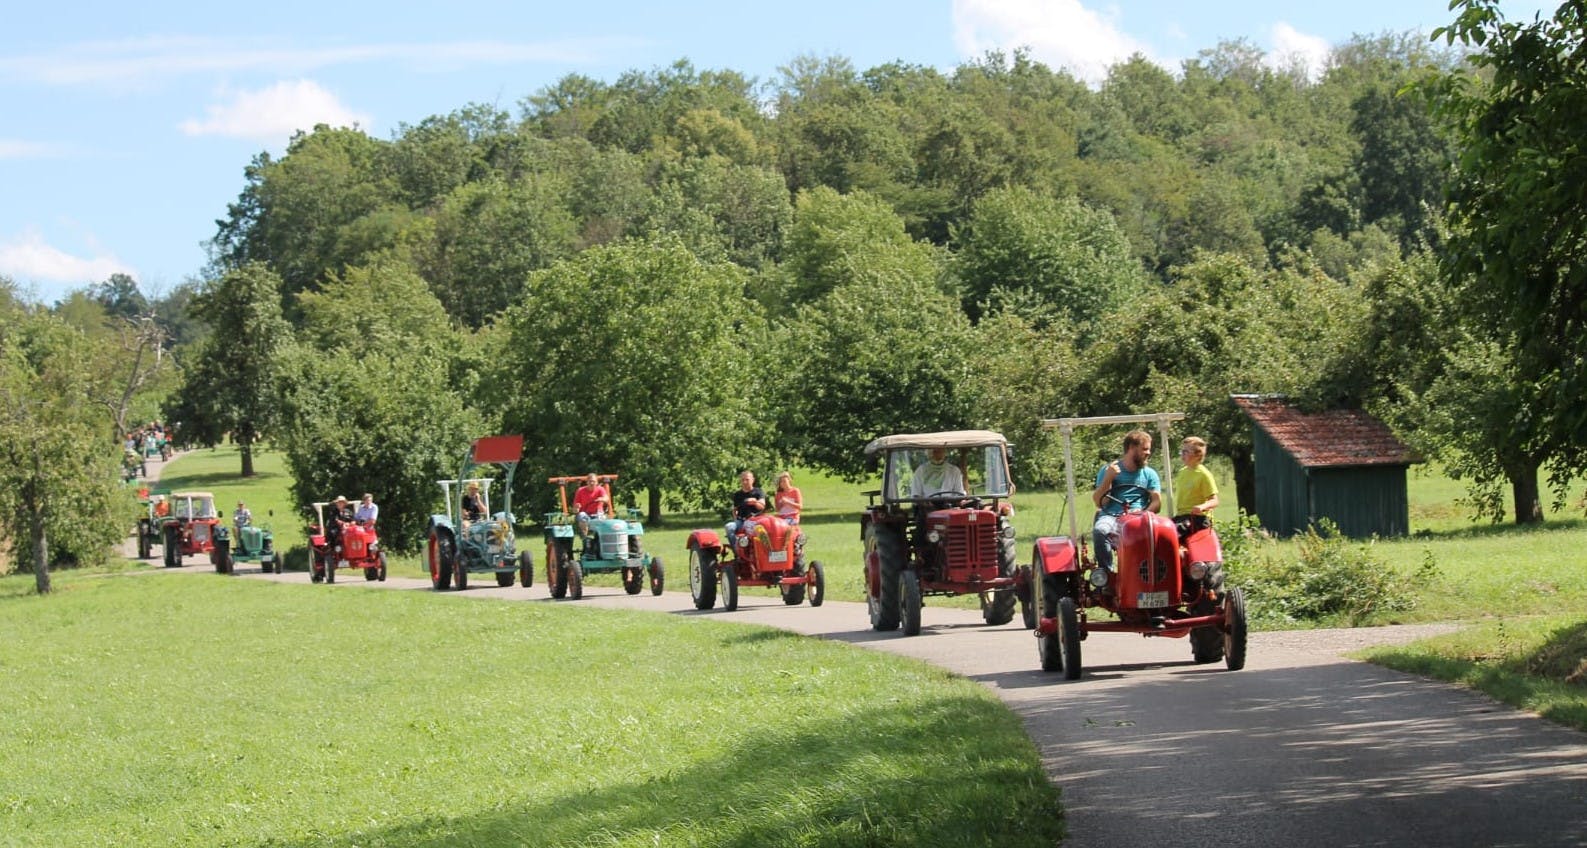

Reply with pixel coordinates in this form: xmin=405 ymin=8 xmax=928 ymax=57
xmin=1231 ymin=395 xmax=1415 ymax=468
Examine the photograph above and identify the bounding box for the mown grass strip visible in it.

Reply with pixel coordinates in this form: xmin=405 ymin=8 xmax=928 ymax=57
xmin=0 ymin=571 xmax=1062 ymax=847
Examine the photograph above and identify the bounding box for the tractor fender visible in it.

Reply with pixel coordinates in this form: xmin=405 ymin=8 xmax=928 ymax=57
xmin=626 ymin=522 xmax=645 ymax=537
xmin=687 ymin=529 xmax=722 ymax=552
xmin=1183 ymin=525 xmax=1223 ymax=565
xmin=547 ymin=524 xmax=576 ymax=539
xmin=1033 ymin=536 xmax=1078 ymax=575
xmin=428 ymin=515 xmax=456 ymax=537
xmin=213 ymin=525 xmax=230 ymax=542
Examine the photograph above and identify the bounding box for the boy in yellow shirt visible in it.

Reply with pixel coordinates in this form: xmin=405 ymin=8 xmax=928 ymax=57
xmin=1173 ymin=437 xmax=1219 ymax=526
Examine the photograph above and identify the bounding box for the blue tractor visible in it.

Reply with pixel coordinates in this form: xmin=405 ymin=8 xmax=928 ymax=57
xmin=425 ymin=436 xmax=534 ymax=591
xmin=543 ymin=474 xmax=663 ymax=600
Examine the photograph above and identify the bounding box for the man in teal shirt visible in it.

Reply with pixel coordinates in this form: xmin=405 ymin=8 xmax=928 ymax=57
xmin=1091 ymin=430 xmax=1162 ymax=572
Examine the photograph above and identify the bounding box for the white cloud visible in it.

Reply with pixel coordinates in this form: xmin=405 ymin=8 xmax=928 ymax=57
xmin=1268 ymin=22 xmax=1332 ymax=79
xmin=0 ymin=139 xmax=59 ymax=160
xmin=951 ymin=0 xmax=1155 ymax=85
xmin=0 ymin=229 xmax=134 ymax=287
xmin=0 ymin=36 xmax=645 ymax=88
xmin=179 ymin=80 xmax=372 ymax=143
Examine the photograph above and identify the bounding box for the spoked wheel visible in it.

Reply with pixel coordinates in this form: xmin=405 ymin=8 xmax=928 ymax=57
xmin=648 ymin=557 xmax=664 ymax=596
xmin=899 ymin=570 xmax=923 ymax=636
xmin=428 ymin=530 xmax=453 ymax=591
xmin=377 ymin=551 xmax=387 ymax=582
xmin=566 ymin=561 xmax=584 ymax=600
xmin=689 ymin=548 xmax=717 ymax=610
xmin=719 ymin=560 xmax=739 ymax=612
xmin=621 ymin=566 xmax=643 ymax=595
xmin=518 ymin=550 xmax=534 ymax=588
xmin=1224 ymin=587 xmax=1248 ymax=671
xmin=807 ymin=561 xmax=825 ymax=607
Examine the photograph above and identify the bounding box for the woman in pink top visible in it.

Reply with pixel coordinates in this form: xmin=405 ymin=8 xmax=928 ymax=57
xmin=774 ymin=471 xmax=803 ymax=523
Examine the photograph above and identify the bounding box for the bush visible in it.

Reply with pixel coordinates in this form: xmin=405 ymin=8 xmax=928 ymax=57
xmin=1227 ymin=518 xmax=1437 ymax=627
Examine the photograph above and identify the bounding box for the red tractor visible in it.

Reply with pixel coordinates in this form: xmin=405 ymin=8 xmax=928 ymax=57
xmin=308 ymin=500 xmax=387 ymax=583
xmin=1031 ymin=413 xmax=1248 ymax=680
xmin=158 ymin=492 xmax=225 ymax=570
xmin=686 ymin=512 xmax=824 ymax=611
xmin=860 ymin=431 xmax=1028 ymax=636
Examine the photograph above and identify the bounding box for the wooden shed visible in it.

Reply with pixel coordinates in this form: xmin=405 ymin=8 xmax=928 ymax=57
xmin=1231 ymin=395 xmax=1416 ymax=538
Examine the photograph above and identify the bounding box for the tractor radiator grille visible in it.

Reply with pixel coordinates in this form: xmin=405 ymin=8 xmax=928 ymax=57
xmin=1138 ymin=556 xmax=1170 ymax=585
xmin=601 ymin=530 xmax=628 ymax=559
xmin=946 ymin=523 xmax=997 ymax=569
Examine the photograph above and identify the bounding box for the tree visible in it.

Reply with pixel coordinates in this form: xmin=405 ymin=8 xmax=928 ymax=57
xmin=1431 ymin=0 xmax=1587 ymax=475
xmin=771 ymin=187 xmax=937 ymax=310
xmin=496 ymin=238 xmax=766 ymax=522
xmin=162 ymin=264 xmax=293 ymax=476
xmin=90 ymin=273 xmax=149 ymax=320
xmin=280 ymin=259 xmax=479 ymax=549
xmin=0 ymin=283 xmax=133 ymax=593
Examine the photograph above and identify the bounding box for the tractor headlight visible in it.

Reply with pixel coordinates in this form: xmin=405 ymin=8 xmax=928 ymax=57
xmin=1089 ymin=569 xmax=1110 ymax=589
xmin=927 ymin=530 xmax=941 ymax=543
xmin=1001 ymin=525 xmax=1016 ymax=540
xmin=736 ymin=534 xmax=748 ymax=547
xmin=1188 ymin=562 xmax=1208 ymax=580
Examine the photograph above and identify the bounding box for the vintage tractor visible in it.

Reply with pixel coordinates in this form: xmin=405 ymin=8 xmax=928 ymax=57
xmin=1030 ymin=412 xmax=1248 ymax=680
xmin=157 ymin=492 xmax=223 ymax=569
xmin=213 ymin=512 xmax=278 ymax=575
xmin=860 ymin=431 xmax=1028 ymax=636
xmin=426 ymin=436 xmax=534 ymax=591
xmin=543 ymin=474 xmax=662 ymax=600
xmin=686 ymin=511 xmax=824 ymax=611
xmin=307 ymin=502 xmax=384 ymax=583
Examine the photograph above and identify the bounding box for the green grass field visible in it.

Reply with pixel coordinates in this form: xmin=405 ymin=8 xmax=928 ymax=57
xmin=0 ymin=573 xmax=1062 ymax=847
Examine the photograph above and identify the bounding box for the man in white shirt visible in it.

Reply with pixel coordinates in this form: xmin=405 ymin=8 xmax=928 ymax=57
xmin=355 ymin=493 xmax=379 ymax=527
xmin=910 ymin=448 xmax=966 ymax=499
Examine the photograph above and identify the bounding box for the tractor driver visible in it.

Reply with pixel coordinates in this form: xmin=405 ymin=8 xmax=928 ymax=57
xmin=1091 ymin=430 xmax=1162 ymax=573
xmin=727 ymin=470 xmax=765 ymax=539
xmin=573 ymin=473 xmax=609 ymax=538
xmin=910 ymin=447 xmax=966 ymax=500
xmin=233 ymin=501 xmax=252 ymax=538
xmin=326 ymin=495 xmax=354 ymax=548
xmin=462 ymin=482 xmax=486 ymax=524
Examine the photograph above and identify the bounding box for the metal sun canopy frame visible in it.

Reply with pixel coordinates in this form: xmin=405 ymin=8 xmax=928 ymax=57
xmin=438 ymin=435 xmax=525 ymax=523
xmin=1042 ymin=412 xmax=1188 ymax=544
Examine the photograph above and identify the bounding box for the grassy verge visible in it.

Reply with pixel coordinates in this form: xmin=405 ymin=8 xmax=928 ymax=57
xmin=1357 ymin=615 xmax=1587 ymax=732
xmin=0 ymin=571 xmax=1062 ymax=847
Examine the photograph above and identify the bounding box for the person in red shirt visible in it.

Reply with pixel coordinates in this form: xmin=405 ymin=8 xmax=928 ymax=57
xmin=573 ymin=473 xmax=610 ymax=538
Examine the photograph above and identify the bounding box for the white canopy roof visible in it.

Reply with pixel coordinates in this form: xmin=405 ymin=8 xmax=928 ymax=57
xmin=863 ymin=430 xmax=1008 ymax=456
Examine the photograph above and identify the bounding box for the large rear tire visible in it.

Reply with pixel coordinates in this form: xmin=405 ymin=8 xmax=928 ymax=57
xmin=213 ymin=539 xmax=231 ymax=575
xmin=871 ymin=524 xmax=903 ymax=631
xmin=899 ymin=570 xmax=923 ymax=636
xmin=648 ymin=556 xmax=664 ymax=596
xmin=1224 ymin=587 xmax=1248 ymax=671
xmin=428 ymin=530 xmax=453 ymax=591
xmin=547 ymin=543 xmax=566 ymax=598
xmin=137 ymin=521 xmax=152 ymax=559
xmin=163 ymin=525 xmax=180 ymax=568
xmin=690 ymin=548 xmax=717 ymax=610
xmin=719 ymin=560 xmax=739 ymax=612
xmin=326 ymin=556 xmax=336 ymax=583
xmin=982 ymin=589 xmax=1017 ymax=626
xmin=807 ymin=561 xmax=825 ymax=607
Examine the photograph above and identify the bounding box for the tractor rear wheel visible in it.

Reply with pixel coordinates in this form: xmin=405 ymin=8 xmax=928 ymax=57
xmin=428 ymin=530 xmax=453 ymax=591
xmin=899 ymin=570 xmax=923 ymax=636
xmin=807 ymin=561 xmax=825 ymax=607
xmin=163 ymin=526 xmax=180 ymax=568
xmin=1224 ymin=588 xmax=1248 ymax=671
xmin=566 ymin=561 xmax=583 ymax=600
xmin=137 ymin=521 xmax=152 ymax=559
xmin=518 ymin=550 xmax=534 ymax=588
xmin=648 ymin=557 xmax=664 ymax=596
xmin=690 ymin=548 xmax=717 ymax=610
xmin=311 ymin=552 xmax=325 ymax=583
xmin=326 ymin=556 xmax=336 ymax=583
xmin=871 ymin=524 xmax=904 ymax=631
xmin=495 ymin=571 xmax=514 ymax=588
xmin=548 ymin=544 xmax=567 ymax=598
xmin=719 ymin=561 xmax=739 ymax=612
xmin=621 ymin=566 xmax=643 ymax=595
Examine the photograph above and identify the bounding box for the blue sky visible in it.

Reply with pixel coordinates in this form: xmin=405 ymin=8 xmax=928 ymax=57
xmin=0 ymin=0 xmax=1553 ymax=304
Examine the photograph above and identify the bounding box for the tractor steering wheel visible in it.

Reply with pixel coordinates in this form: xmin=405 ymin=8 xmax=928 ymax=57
xmin=1104 ymin=483 xmax=1150 ymax=512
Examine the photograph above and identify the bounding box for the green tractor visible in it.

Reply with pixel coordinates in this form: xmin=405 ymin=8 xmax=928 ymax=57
xmin=543 ymin=474 xmax=663 ymax=600
xmin=426 ymin=436 xmax=534 ymax=591
xmin=134 ymin=487 xmax=170 ymax=561
xmin=213 ymin=513 xmax=279 ymax=575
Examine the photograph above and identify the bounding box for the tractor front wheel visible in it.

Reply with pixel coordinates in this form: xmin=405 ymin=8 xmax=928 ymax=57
xmin=621 ymin=566 xmax=643 ymax=595
xmin=899 ymin=570 xmax=923 ymax=636
xmin=648 ymin=557 xmax=664 ymax=596
xmin=364 ymin=565 xmax=380 ymax=581
xmin=453 ymin=558 xmax=468 ymax=591
xmin=376 ymin=551 xmax=387 ymax=581
xmin=213 ymin=539 xmax=231 ymax=575
xmin=137 ymin=521 xmax=152 ymax=559
xmin=518 ymin=550 xmax=534 ymax=588
xmin=310 ymin=551 xmax=325 ymax=583
xmin=566 ymin=561 xmax=584 ymax=600
xmin=1224 ymin=588 xmax=1248 ymax=671
xmin=163 ymin=526 xmax=181 ymax=568
xmin=1016 ymin=565 xmax=1035 ymax=629
xmin=689 ymin=548 xmax=717 ymax=610
xmin=1056 ymin=596 xmax=1083 ymax=680
xmin=326 ymin=555 xmax=336 ymax=583
xmin=719 ymin=560 xmax=739 ymax=612
xmin=782 ymin=559 xmax=807 ymax=606
xmin=495 ymin=571 xmax=514 ymax=588
xmin=807 ymin=561 xmax=825 ymax=607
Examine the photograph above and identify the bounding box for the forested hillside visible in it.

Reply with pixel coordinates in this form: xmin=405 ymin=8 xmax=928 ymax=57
xmin=10 ymin=2 xmax=1585 ymax=575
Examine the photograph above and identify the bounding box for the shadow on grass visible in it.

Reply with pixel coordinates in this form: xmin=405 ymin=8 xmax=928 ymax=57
xmin=157 ymin=467 xmax=292 ymax=489
xmin=1407 ymin=516 xmax=1587 ymax=541
xmin=254 ymin=695 xmax=1063 ymax=848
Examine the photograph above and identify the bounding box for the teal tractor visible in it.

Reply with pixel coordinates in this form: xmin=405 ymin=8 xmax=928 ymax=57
xmin=543 ymin=474 xmax=664 ymax=600
xmin=426 ymin=436 xmax=534 ymax=592
xmin=213 ymin=511 xmax=279 ymax=575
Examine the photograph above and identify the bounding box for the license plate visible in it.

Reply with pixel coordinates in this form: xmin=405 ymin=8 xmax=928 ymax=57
xmin=767 ymin=551 xmax=788 ymax=563
xmin=1136 ymin=591 xmax=1170 ymax=608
